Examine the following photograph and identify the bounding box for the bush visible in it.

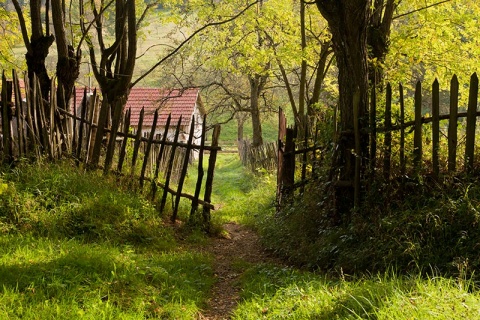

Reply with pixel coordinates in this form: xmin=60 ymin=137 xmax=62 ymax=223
xmin=258 ymin=174 xmax=480 ymax=277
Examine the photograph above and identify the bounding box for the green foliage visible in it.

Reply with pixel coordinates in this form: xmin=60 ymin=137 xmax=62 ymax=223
xmin=385 ymin=0 xmax=480 ymax=102
xmin=0 ymin=2 xmax=25 ymax=70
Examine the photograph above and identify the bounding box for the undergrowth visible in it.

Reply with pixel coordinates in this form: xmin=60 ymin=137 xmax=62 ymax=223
xmin=259 ymin=173 xmax=480 ymax=277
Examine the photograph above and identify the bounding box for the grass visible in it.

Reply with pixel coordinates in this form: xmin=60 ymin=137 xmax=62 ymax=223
xmin=209 ymin=153 xmax=276 ymax=225
xmin=3 ymin=155 xmax=480 ymax=319
xmin=232 ymin=264 xmax=480 ymax=319
xmin=0 ymin=160 xmax=214 ymax=319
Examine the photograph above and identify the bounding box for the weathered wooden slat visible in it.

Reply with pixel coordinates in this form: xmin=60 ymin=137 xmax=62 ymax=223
xmin=130 ymin=107 xmax=145 ymax=175
xmin=448 ymin=75 xmax=459 ymax=172
xmin=76 ymin=88 xmax=89 ymax=165
xmin=72 ymin=88 xmax=78 ymax=154
xmin=85 ymin=90 xmax=98 ymax=163
xmin=140 ymin=110 xmax=159 ymax=187
xmin=104 ymin=99 xmax=125 ymax=174
xmin=432 ymin=79 xmax=440 ymax=178
xmin=117 ymin=108 xmax=131 ymax=173
xmin=202 ymin=124 xmax=221 ymax=228
xmin=1 ymin=74 xmax=13 ymax=164
xmin=465 ymin=72 xmax=478 ymax=173
xmin=91 ymin=99 xmax=110 ymax=166
xmin=399 ymin=84 xmax=406 ymax=188
xmin=172 ymin=117 xmax=196 ymax=221
xmin=276 ymin=108 xmax=287 ymax=206
xmin=12 ymin=70 xmax=25 ymax=157
xmin=160 ymin=116 xmax=183 ymax=215
xmin=190 ymin=115 xmax=206 ymax=219
xmin=280 ymin=127 xmax=296 ymax=203
xmin=24 ymin=75 xmax=39 ymax=158
xmin=151 ymin=114 xmax=172 ymax=200
xmin=413 ymin=81 xmax=423 ymax=174
xmin=383 ymin=84 xmax=392 ymax=181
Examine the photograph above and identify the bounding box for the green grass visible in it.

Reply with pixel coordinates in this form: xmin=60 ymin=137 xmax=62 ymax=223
xmin=0 ymin=160 xmax=214 ymax=319
xmin=233 ymin=264 xmax=480 ymax=319
xmin=209 ymin=153 xmax=276 ymax=225
xmin=3 ymin=156 xmax=480 ymax=319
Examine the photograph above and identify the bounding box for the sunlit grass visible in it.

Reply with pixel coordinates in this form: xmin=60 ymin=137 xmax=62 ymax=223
xmin=0 ymin=160 xmax=214 ymax=319
xmin=233 ymin=264 xmax=480 ymax=319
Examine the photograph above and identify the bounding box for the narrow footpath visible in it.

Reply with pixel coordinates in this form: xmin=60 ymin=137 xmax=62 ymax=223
xmin=198 ymin=223 xmax=282 ymax=320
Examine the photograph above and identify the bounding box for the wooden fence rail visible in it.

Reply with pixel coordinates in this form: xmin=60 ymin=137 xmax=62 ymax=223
xmin=277 ymin=73 xmax=480 ymax=208
xmin=0 ymin=71 xmax=220 ymax=226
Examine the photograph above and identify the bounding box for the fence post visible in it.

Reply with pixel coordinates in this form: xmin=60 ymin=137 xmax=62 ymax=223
xmin=383 ymin=84 xmax=392 ymax=181
xmin=190 ymin=115 xmax=206 ymax=219
xmin=399 ymin=84 xmax=406 ymax=191
xmin=172 ymin=117 xmax=196 ymax=221
xmin=139 ymin=110 xmax=159 ymax=187
xmin=1 ymin=75 xmax=13 ymax=164
xmin=448 ymin=75 xmax=459 ymax=172
xmin=432 ymin=79 xmax=440 ymax=178
xmin=276 ymin=108 xmax=287 ymax=208
xmin=413 ymin=81 xmax=423 ymax=175
xmin=281 ymin=127 xmax=295 ymax=203
xmin=160 ymin=117 xmax=182 ymax=216
xmin=203 ymin=124 xmax=221 ymax=230
xmin=465 ymin=73 xmax=478 ymax=173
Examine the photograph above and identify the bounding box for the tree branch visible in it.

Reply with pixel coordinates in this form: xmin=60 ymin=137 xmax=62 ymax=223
xmin=132 ymin=0 xmax=260 ymax=87
xmin=393 ymin=0 xmax=451 ymax=20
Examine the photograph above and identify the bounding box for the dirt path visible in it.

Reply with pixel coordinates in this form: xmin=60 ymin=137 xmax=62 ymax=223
xmin=198 ymin=223 xmax=281 ymax=320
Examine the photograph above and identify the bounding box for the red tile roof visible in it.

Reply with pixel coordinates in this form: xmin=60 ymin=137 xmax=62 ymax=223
xmin=126 ymin=88 xmax=203 ymax=127
xmin=71 ymin=87 xmax=204 ymax=127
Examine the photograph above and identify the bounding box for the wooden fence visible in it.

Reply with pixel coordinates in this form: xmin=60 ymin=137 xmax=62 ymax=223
xmin=238 ymin=139 xmax=278 ymax=172
xmin=0 ymin=71 xmax=221 ymax=225
xmin=277 ymin=73 xmax=480 ymax=208
xmin=277 ymin=109 xmax=323 ymax=207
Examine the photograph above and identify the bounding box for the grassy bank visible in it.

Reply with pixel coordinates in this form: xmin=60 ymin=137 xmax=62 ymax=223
xmin=0 ymin=160 xmax=213 ymax=319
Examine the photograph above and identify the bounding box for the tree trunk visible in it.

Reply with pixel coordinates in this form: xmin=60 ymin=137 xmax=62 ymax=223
xmin=249 ymin=74 xmax=266 ymax=147
xmin=316 ymin=0 xmax=371 ymax=215
xmin=51 ymin=0 xmax=81 ymax=110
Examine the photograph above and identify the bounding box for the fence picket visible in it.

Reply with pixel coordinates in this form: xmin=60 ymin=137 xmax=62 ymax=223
xmin=448 ymin=75 xmax=459 ymax=172
xmin=432 ymin=79 xmax=440 ymax=178
xmin=465 ymin=73 xmax=478 ymax=173
xmin=190 ymin=115 xmax=206 ymax=218
xmin=140 ymin=109 xmax=159 ymax=187
xmin=203 ymin=125 xmax=221 ymax=227
xmin=383 ymin=83 xmax=392 ymax=180
xmin=414 ymin=81 xmax=423 ymax=174
xmin=161 ymin=117 xmax=183 ymax=215
xmin=172 ymin=117 xmax=196 ymax=221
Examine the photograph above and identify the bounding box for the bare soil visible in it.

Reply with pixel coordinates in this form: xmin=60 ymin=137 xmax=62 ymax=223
xmin=197 ymin=223 xmax=282 ymax=320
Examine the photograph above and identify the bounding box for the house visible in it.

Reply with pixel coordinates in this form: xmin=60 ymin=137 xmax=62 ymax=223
xmin=72 ymin=87 xmax=206 ymax=146
xmin=126 ymin=87 xmax=205 ymax=146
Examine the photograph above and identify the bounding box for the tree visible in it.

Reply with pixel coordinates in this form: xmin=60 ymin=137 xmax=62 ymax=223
xmin=12 ymin=0 xmax=55 ymax=99
xmin=314 ymin=0 xmax=371 ymax=213
xmin=11 ymin=0 xmax=81 ymax=108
